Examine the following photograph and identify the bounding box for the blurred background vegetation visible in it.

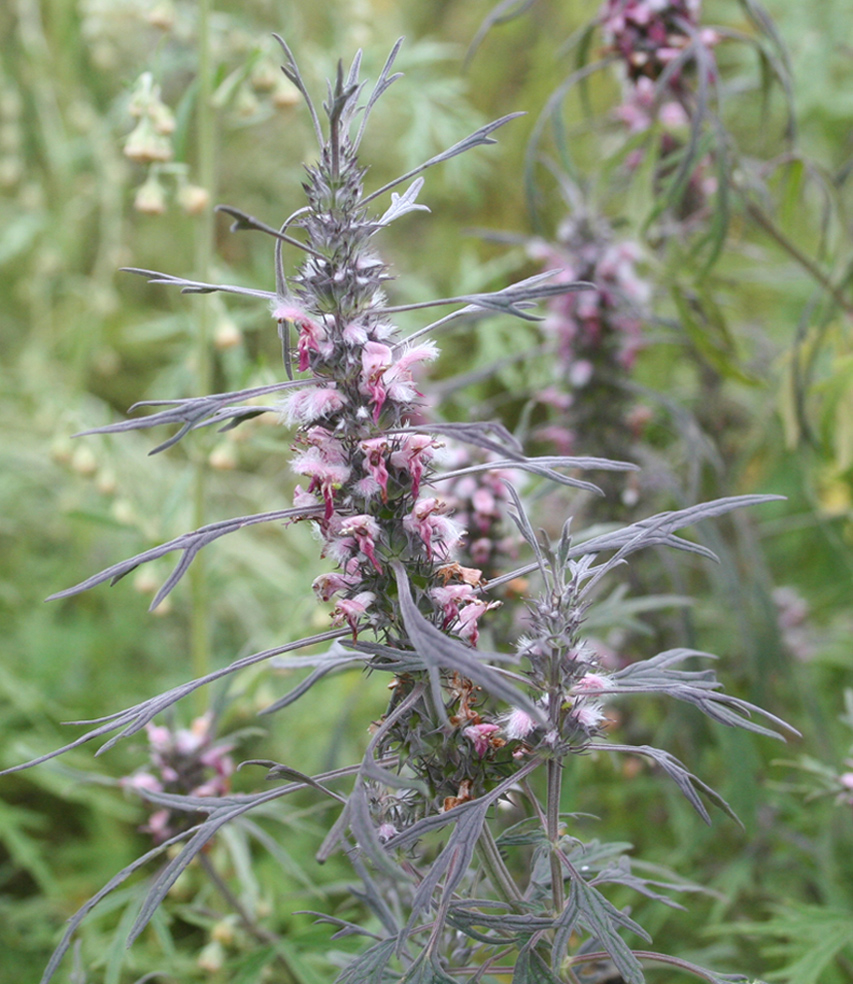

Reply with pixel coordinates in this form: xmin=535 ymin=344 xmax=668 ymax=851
xmin=2 ymin=0 xmax=853 ymax=981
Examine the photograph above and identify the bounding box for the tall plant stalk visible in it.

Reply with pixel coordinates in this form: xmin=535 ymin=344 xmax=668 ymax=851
xmin=190 ymin=0 xmax=216 ymax=701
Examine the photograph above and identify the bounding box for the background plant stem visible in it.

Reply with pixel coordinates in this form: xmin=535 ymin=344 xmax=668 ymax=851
xmin=190 ymin=0 xmax=215 ymax=709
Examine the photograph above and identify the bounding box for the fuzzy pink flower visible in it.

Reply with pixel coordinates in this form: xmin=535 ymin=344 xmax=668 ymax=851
xmin=430 ymin=583 xmax=477 ymax=626
xmin=281 ymin=386 xmax=347 ymax=425
xmin=144 ymin=809 xmax=172 ymax=842
xmin=574 ymin=672 xmax=611 ymax=693
xmin=272 ymin=302 xmax=329 ymax=371
xmin=463 ymin=722 xmax=500 ymax=757
xmin=382 ymin=343 xmax=439 ymax=405
xmin=293 ymin=484 xmax=321 ymax=511
xmin=340 ymin=515 xmax=383 ymax=572
xmin=360 ymin=436 xmax=390 ymax=501
xmin=145 ymin=723 xmax=172 ymax=752
xmin=121 ymin=771 xmax=163 ymax=794
xmin=389 ymin=433 xmax=438 ymax=499
xmin=343 ymin=321 xmax=369 ymax=346
xmin=361 ymin=341 xmax=394 ymax=420
xmin=470 ymin=537 xmax=495 ymax=566
xmin=572 ymin=702 xmax=606 ymax=730
xmin=502 ymin=707 xmax=538 ymax=741
xmin=313 ymin=569 xmax=360 ymax=602
xmin=403 ymin=497 xmax=463 ymax=561
xmin=292 ymin=428 xmax=351 ymax=519
xmin=453 ymin=598 xmax=501 ymax=647
xmin=332 ymin=591 xmax=375 ymax=638
xmin=321 ymin=513 xmax=358 ymax=566
xmin=292 ymin=447 xmax=351 ymax=519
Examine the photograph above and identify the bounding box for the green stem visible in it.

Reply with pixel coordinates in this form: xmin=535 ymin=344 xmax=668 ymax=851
xmin=477 ymin=823 xmax=523 ymax=906
xmin=190 ymin=0 xmax=216 ymax=708
xmin=198 ymin=853 xmax=299 ymax=984
xmin=546 ymin=758 xmax=564 ymax=914
xmin=744 ymin=201 xmax=853 ymax=317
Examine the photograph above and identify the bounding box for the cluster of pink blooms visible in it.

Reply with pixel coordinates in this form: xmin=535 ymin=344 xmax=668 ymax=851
xmin=601 ymin=0 xmax=720 ymax=205
xmin=514 ymin=632 xmax=612 ymax=746
xmin=122 ymin=714 xmax=234 ymax=843
xmin=276 ymin=302 xmax=476 ymax=639
xmin=273 ymin=158 xmax=503 ymax=657
xmin=601 ymin=0 xmax=719 ymax=89
xmin=440 ymin=446 xmax=519 ymax=578
xmin=528 ymin=216 xmax=651 ymax=457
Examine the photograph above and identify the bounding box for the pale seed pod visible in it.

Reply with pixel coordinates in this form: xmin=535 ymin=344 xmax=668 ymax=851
xmin=146 ymin=0 xmax=175 ymax=30
xmin=71 ymin=444 xmax=98 ymax=476
xmin=209 ymin=444 xmax=238 ymax=470
xmin=214 ymin=317 xmax=242 ymax=350
xmin=134 ymin=174 xmax=167 ymax=215
xmin=177 ymin=183 xmax=211 ymax=215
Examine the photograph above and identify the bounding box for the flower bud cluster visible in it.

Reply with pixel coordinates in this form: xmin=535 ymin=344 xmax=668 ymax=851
xmin=124 ymin=72 xmax=175 ymax=165
xmin=378 ymin=671 xmax=516 ymax=821
xmin=529 ymin=215 xmax=650 ymax=468
xmin=511 ymin=562 xmax=612 ymax=749
xmin=122 ymin=713 xmax=234 ymax=844
xmin=601 ymin=0 xmax=721 ymax=216
xmin=601 ymin=0 xmax=719 ymax=90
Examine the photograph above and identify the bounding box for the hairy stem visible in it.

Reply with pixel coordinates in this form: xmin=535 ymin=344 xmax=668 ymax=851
xmin=546 ymin=757 xmax=565 ymax=914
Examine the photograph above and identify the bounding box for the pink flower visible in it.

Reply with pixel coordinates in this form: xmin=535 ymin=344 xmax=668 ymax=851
xmin=360 ymin=342 xmax=438 ymax=421
xmin=293 ymin=484 xmax=321 ymax=511
xmin=452 ymin=598 xmax=501 ymax=647
xmin=321 ymin=513 xmax=358 ymax=566
xmin=403 ymin=497 xmax=463 ymax=561
xmin=313 ymin=569 xmax=360 ymax=602
xmin=574 ymin=672 xmax=610 ymax=693
xmin=332 ymin=591 xmax=375 ymax=638
xmin=389 ymin=433 xmax=438 ymax=499
xmin=144 ymin=809 xmax=172 ymax=843
xmin=659 ymin=100 xmax=689 ymax=130
xmin=360 ymin=437 xmax=390 ymax=501
xmin=470 ymin=537 xmax=495 ymax=566
xmin=292 ymin=448 xmax=351 ymax=518
xmin=463 ymin=722 xmax=500 ymax=756
xmin=361 ymin=341 xmax=393 ymax=420
xmin=572 ymin=701 xmax=606 ymax=730
xmin=272 ymin=303 xmax=329 ymax=372
xmin=281 ymin=386 xmax=347 ymax=425
xmin=382 ymin=343 xmax=438 ymax=405
xmin=471 ymin=487 xmax=497 ymax=522
xmin=430 ymin=583 xmax=477 ymax=626
xmin=121 ymin=771 xmax=163 ymax=794
xmin=340 ymin=515 xmax=383 ymax=572
xmin=502 ymin=707 xmax=538 ymax=741
xmin=343 ymin=320 xmax=369 ymax=346
xmin=292 ymin=429 xmax=351 ymax=519
xmin=145 ymin=723 xmax=172 ymax=752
